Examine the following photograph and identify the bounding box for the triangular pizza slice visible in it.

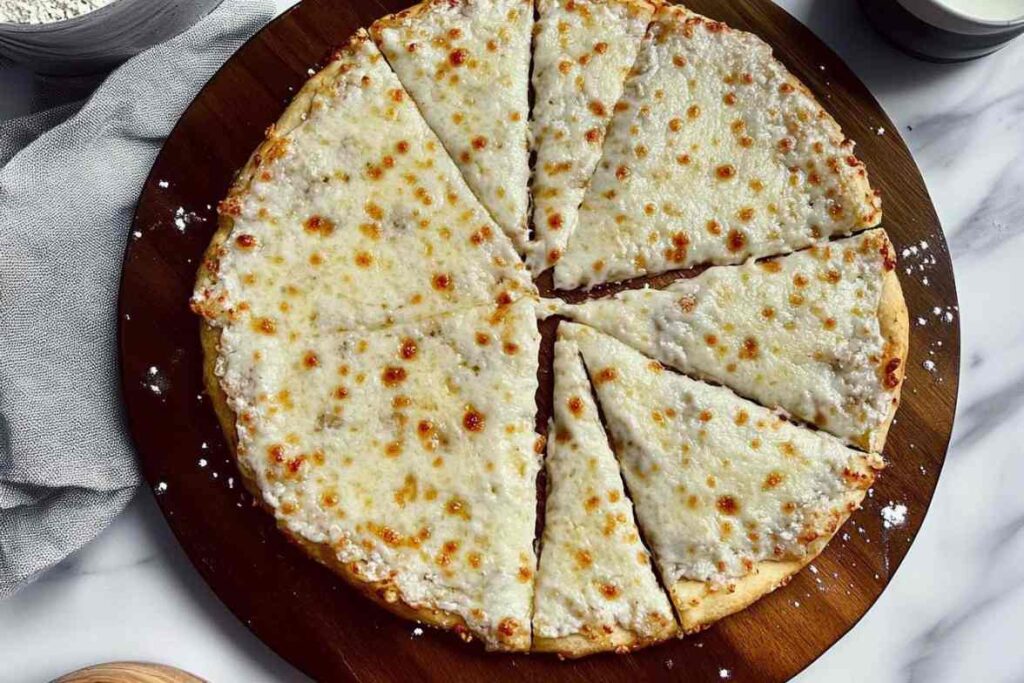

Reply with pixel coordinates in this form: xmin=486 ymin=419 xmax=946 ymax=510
xmin=555 ymin=4 xmax=881 ymax=289
xmin=533 ymin=328 xmax=677 ymax=656
xmin=558 ymin=229 xmax=908 ymax=452
xmin=528 ymin=0 xmax=656 ymax=273
xmin=372 ymin=0 xmax=533 ymax=251
xmin=564 ymin=322 xmax=882 ymax=633
xmin=206 ymin=297 xmax=542 ymax=651
xmin=192 ymin=32 xmax=533 ymax=333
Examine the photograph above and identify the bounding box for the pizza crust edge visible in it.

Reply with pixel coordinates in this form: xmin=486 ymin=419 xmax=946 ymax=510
xmin=666 ymin=453 xmax=881 ymax=634
xmin=867 ymin=235 xmax=910 ymax=453
xmin=532 ymin=618 xmax=678 ymax=659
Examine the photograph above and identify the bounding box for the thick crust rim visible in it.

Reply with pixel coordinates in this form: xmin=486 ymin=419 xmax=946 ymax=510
xmin=532 ymin=619 xmax=677 ymax=658
xmin=869 ymin=231 xmax=909 ymax=453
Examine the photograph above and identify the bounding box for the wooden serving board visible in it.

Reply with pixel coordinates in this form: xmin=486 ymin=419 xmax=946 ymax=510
xmin=119 ymin=0 xmax=960 ymax=680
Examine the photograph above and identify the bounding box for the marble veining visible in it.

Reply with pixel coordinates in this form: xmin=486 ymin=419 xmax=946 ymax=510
xmin=1 ymin=0 xmax=1022 ymax=681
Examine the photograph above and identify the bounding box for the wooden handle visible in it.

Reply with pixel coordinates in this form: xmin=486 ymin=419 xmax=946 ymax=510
xmin=53 ymin=662 xmax=206 ymax=683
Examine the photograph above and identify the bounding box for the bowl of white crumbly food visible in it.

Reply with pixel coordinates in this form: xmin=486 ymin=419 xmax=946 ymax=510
xmin=0 ymin=0 xmax=225 ymax=74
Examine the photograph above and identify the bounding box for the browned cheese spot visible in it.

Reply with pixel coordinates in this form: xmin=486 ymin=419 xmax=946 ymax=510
xmin=382 ymin=366 xmax=407 ymax=387
xmin=716 ymin=164 xmax=736 ymax=180
xmin=727 ymin=229 xmax=747 ymax=253
xmin=568 ymin=396 xmax=585 ymax=417
xmin=304 ymin=215 xmax=335 ymax=236
xmin=739 ymin=337 xmax=759 ymax=360
xmin=400 ymin=338 xmax=417 ymax=360
xmin=432 ymin=273 xmax=453 ymax=291
xmin=463 ymin=406 xmax=485 ymax=432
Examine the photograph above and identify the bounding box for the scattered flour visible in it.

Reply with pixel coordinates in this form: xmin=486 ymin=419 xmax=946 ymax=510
xmin=0 ymin=0 xmax=115 ymax=23
xmin=881 ymin=502 xmax=908 ymax=529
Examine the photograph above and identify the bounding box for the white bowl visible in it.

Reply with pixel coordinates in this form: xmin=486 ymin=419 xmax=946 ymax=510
xmin=0 ymin=0 xmax=224 ymax=75
xmin=860 ymin=0 xmax=1024 ymax=61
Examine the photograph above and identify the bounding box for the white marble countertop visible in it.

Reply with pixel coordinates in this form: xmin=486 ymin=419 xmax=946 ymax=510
xmin=2 ymin=0 xmax=1022 ymax=681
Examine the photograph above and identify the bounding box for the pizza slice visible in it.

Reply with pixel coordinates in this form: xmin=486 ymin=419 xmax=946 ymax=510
xmin=563 ymin=322 xmax=882 ymax=633
xmin=191 ymin=31 xmax=533 ymax=335
xmin=528 ymin=0 xmax=656 ymax=273
xmin=558 ymin=229 xmax=907 ymax=452
xmin=372 ymin=0 xmax=533 ymax=251
xmin=532 ymin=328 xmax=677 ymax=656
xmin=205 ymin=297 xmax=542 ymax=651
xmin=554 ymin=4 xmax=882 ymax=289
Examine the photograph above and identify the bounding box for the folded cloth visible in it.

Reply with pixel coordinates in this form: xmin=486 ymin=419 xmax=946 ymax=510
xmin=0 ymin=0 xmax=276 ymax=599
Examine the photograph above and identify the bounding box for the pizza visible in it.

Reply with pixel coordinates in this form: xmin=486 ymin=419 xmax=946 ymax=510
xmin=192 ymin=0 xmax=911 ymax=659
xmin=532 ymin=328 xmax=677 ymax=656
xmin=372 ymin=0 xmax=534 ymax=251
xmin=556 ymin=230 xmax=908 ymax=451
xmin=563 ymin=322 xmax=883 ymax=632
xmin=528 ymin=0 xmax=656 ymax=272
xmin=553 ymin=4 xmax=882 ymax=289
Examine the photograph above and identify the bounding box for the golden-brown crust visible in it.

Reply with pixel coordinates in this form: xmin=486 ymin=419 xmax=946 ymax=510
xmin=669 ymin=455 xmax=880 ymax=633
xmin=532 ymin=616 xmax=678 ymax=658
xmin=606 ymin=0 xmax=662 ymax=18
xmin=368 ymin=0 xmax=433 ymax=37
xmin=870 ymin=231 xmax=909 ymax=453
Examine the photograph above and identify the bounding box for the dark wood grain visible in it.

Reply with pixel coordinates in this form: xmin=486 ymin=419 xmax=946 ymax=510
xmin=119 ymin=1 xmax=960 ymax=681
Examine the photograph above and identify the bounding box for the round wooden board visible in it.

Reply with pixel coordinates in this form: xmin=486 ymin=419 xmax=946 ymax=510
xmin=119 ymin=0 xmax=960 ymax=680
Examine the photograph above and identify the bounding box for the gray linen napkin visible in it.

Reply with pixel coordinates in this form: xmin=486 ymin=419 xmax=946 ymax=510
xmin=0 ymin=0 xmax=276 ymax=599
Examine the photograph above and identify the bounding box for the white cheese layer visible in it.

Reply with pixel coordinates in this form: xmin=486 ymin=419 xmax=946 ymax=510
xmin=528 ymin=0 xmax=654 ymax=273
xmin=555 ymin=5 xmax=881 ymax=289
xmin=564 ymin=323 xmax=874 ymax=588
xmin=533 ymin=331 xmax=675 ymax=641
xmin=373 ymin=0 xmax=533 ymax=251
xmin=217 ymin=298 xmax=541 ymax=650
xmin=191 ymin=34 xmax=532 ymax=333
xmin=559 ymin=230 xmax=898 ymax=450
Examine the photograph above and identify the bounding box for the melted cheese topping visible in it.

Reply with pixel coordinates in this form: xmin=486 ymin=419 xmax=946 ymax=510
xmin=559 ymin=230 xmax=899 ymax=450
xmin=219 ymin=298 xmax=541 ymax=650
xmin=533 ymin=332 xmax=675 ymax=641
xmin=192 ymin=34 xmax=532 ymax=332
xmin=528 ymin=0 xmax=654 ymax=273
xmin=555 ymin=5 xmax=881 ymax=289
xmin=564 ymin=323 xmax=875 ymax=587
xmin=373 ymin=0 xmax=533 ymax=251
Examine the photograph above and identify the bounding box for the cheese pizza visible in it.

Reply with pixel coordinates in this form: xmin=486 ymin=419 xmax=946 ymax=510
xmin=528 ymin=0 xmax=656 ymax=273
xmin=372 ymin=0 xmax=534 ymax=251
xmin=532 ymin=329 xmax=677 ymax=656
xmin=565 ymin=322 xmax=883 ymax=632
xmin=557 ymin=230 xmax=908 ymax=451
xmin=191 ymin=0 xmax=907 ymax=659
xmin=554 ymin=4 xmax=881 ymax=289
